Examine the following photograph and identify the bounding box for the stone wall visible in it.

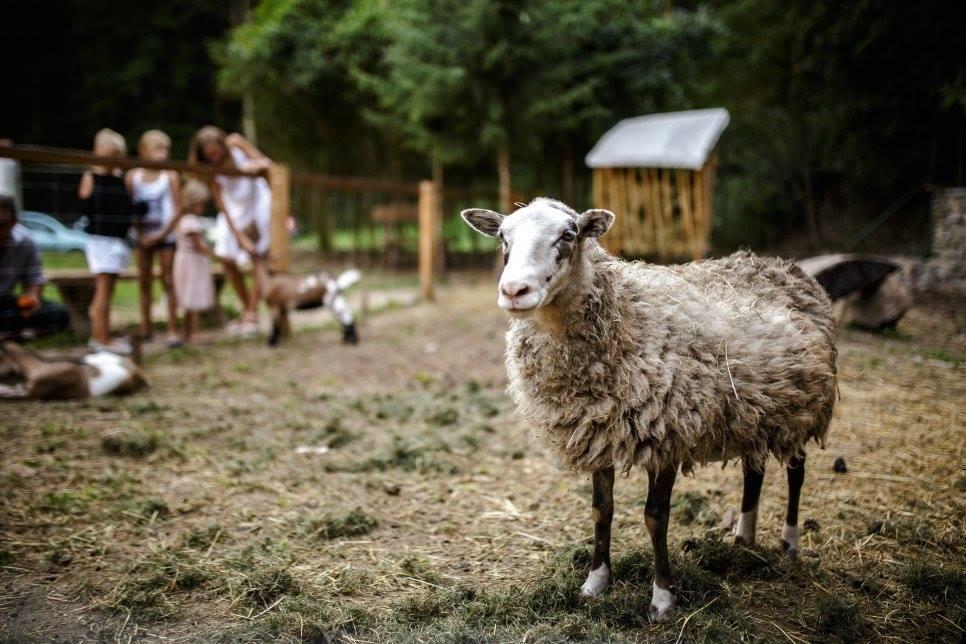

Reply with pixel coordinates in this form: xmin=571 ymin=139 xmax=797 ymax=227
xmin=918 ymin=187 xmax=966 ymax=293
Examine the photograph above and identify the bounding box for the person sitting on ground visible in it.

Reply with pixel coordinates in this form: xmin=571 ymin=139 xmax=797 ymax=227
xmin=172 ymin=180 xmax=215 ymax=345
xmin=0 ymin=195 xmax=70 ymax=339
xmin=78 ymin=128 xmax=137 ymax=354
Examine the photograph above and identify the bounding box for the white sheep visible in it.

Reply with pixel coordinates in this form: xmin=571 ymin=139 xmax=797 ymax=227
xmin=461 ymin=198 xmax=837 ymax=622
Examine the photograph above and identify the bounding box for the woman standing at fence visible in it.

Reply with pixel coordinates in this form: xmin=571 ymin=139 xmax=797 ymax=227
xmin=78 ymin=128 xmax=136 ymax=354
xmin=188 ymin=126 xmax=271 ymax=336
xmin=128 ymin=130 xmax=181 ymax=346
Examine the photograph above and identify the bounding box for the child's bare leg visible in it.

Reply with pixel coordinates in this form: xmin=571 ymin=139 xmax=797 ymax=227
xmin=89 ymin=273 xmax=117 ymax=344
xmin=137 ymin=247 xmax=155 ymax=337
xmin=248 ymin=259 xmax=263 ymax=320
xmin=221 ymin=259 xmax=250 ymax=318
xmin=183 ymin=311 xmax=197 ymax=342
xmin=159 ymin=247 xmax=178 ymax=337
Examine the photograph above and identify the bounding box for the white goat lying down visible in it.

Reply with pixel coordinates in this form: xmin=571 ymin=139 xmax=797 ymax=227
xmin=253 ymin=260 xmax=361 ymax=346
xmin=462 ymin=198 xmax=837 ymax=622
xmin=0 ymin=341 xmax=148 ymax=400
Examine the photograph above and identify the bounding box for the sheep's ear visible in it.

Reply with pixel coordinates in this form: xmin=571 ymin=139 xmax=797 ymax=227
xmin=577 ymin=209 xmax=615 ymax=239
xmin=461 ymin=208 xmax=504 ymax=238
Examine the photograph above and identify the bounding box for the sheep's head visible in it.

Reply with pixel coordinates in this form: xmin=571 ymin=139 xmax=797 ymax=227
xmin=461 ymin=198 xmax=614 ymax=316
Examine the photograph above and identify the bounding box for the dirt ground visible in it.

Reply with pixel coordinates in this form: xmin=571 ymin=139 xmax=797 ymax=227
xmin=1 ymin=282 xmax=963 ymax=642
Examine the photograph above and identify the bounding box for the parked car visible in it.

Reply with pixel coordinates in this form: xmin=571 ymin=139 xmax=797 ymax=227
xmin=19 ymin=211 xmax=89 ymax=253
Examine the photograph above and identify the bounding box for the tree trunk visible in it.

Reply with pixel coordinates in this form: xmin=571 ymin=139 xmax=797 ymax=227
xmin=802 ymin=164 xmax=820 ymax=250
xmin=497 ymin=144 xmax=512 ymax=213
xmin=429 ymin=156 xmax=446 ymax=281
xmin=431 ymin=155 xmax=444 ymax=190
xmin=242 ymin=92 xmax=257 ymax=145
xmin=562 ymin=140 xmax=574 ymax=205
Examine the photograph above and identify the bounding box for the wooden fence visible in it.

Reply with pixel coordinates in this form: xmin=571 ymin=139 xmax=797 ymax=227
xmin=0 ymin=145 xmax=464 ymax=300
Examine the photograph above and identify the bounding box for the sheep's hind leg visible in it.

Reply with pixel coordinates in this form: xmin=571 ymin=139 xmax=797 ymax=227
xmin=781 ymin=455 xmax=805 ymax=558
xmin=734 ymin=457 xmax=764 ymax=546
xmin=580 ymin=466 xmax=614 ymax=598
xmin=645 ymin=463 xmax=677 ymax=622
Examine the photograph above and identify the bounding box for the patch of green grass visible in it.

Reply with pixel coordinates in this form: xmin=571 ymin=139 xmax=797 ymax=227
xmin=297 ymin=507 xmax=378 ymax=541
xmin=866 ymin=517 xmax=934 ymax=545
xmin=811 ymin=593 xmax=869 ymax=642
xmin=920 ymin=348 xmax=963 ymax=365
xmin=243 ymin=566 xmax=301 ymax=608
xmin=327 ymin=435 xmax=458 ymax=475
xmin=183 ymin=524 xmax=225 ymax=550
xmin=671 ymin=491 xmax=719 ymax=527
xmin=102 ymin=429 xmax=162 ymax=458
xmin=0 ymin=548 xmax=14 ymax=566
xmin=104 ymin=550 xmax=210 ymax=619
xmin=681 ymin=532 xmax=780 ymax=580
xmin=316 ymin=417 xmax=355 ymax=448
xmin=38 ymin=491 xmax=87 ymax=514
xmin=896 ymin=561 xmax=965 ymax=604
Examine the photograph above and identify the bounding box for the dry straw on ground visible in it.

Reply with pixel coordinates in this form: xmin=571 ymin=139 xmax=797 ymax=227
xmin=0 ymin=286 xmax=963 ymax=641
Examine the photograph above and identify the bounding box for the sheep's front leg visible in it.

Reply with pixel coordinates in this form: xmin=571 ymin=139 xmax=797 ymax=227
xmin=645 ymin=463 xmax=677 ymax=622
xmin=735 ymin=457 xmax=764 ymax=546
xmin=580 ymin=466 xmax=614 ymax=598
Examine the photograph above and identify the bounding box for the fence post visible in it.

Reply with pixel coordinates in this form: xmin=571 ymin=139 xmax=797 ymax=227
xmin=268 ymin=163 xmax=291 ymax=273
xmin=419 ymin=180 xmax=441 ymax=301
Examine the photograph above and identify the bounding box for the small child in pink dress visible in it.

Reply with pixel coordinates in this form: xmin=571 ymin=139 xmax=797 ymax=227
xmin=173 ymin=180 xmax=215 ymax=344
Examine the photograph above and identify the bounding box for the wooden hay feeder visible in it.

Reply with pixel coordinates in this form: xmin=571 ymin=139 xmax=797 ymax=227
xmin=586 ymin=108 xmax=729 ymax=261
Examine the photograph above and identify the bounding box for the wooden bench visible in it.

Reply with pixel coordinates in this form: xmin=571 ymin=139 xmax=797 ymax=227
xmin=46 ymin=267 xmax=233 ymax=337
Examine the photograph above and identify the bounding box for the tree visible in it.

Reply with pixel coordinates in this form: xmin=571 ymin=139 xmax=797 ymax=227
xmin=215 ymin=0 xmax=391 ymax=172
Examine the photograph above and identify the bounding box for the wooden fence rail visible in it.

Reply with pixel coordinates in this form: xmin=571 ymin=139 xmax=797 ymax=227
xmin=3 ymin=145 xmax=453 ymax=300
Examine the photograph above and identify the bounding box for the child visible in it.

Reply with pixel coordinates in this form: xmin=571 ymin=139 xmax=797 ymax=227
xmin=173 ymin=180 xmax=215 ymax=344
xmin=187 ymin=126 xmax=270 ymax=336
xmin=78 ymin=128 xmax=135 ymax=354
xmin=127 ymin=130 xmax=180 ymax=346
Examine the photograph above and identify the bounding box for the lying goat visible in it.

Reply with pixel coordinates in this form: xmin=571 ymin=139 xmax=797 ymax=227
xmin=0 ymin=341 xmax=148 ymax=400
xmin=254 ymin=260 xmax=361 ymax=346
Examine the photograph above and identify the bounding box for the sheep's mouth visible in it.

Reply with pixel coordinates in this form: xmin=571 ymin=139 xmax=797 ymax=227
xmin=501 ymin=300 xmax=540 ymax=317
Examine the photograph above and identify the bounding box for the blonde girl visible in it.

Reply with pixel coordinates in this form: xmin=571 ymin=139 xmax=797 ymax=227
xmin=188 ymin=126 xmax=271 ymax=336
xmin=127 ymin=130 xmax=181 ymax=346
xmin=78 ymin=128 xmax=135 ymax=354
xmin=172 ymin=180 xmax=215 ymax=344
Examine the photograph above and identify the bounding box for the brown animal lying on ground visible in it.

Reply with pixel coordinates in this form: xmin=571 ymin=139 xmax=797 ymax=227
xmin=253 ymin=260 xmax=361 ymax=346
xmin=798 ymin=254 xmax=914 ymax=330
xmin=0 ymin=341 xmax=148 ymax=400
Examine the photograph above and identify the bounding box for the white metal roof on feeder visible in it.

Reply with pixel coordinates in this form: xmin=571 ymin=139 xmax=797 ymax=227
xmin=585 ymin=108 xmax=730 ymax=171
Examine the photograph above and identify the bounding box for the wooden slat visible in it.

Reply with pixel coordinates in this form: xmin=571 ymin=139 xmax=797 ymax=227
xmin=418 ymin=181 xmax=442 ymax=300
xmin=268 ymin=164 xmax=291 ymax=272
xmin=0 ymin=144 xmax=262 ymax=178
xmin=647 ymin=168 xmax=664 ymax=254
xmin=675 ymin=170 xmax=697 ymax=259
xmin=292 ymin=172 xmax=419 ymax=195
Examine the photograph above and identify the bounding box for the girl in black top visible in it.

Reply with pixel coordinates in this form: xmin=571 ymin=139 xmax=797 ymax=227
xmin=78 ymin=128 xmax=135 ymax=353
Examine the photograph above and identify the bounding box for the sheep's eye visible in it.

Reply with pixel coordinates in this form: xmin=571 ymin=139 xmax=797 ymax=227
xmin=560 ymin=230 xmax=576 ymax=242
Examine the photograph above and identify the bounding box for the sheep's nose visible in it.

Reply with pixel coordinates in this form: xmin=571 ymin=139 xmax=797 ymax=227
xmin=501 ymin=281 xmax=531 ymax=299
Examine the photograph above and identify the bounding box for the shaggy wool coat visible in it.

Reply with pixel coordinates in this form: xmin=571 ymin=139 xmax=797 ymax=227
xmin=506 ymin=247 xmax=837 ymax=474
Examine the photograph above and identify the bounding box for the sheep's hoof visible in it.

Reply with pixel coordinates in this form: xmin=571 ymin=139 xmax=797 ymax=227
xmin=733 ymin=535 xmax=753 ymax=547
xmin=647 ymin=582 xmax=675 ymax=623
xmin=579 ymin=564 xmax=611 ymax=598
xmin=780 ymin=524 xmax=800 ymax=559
xmin=780 ymin=540 xmax=799 ymax=559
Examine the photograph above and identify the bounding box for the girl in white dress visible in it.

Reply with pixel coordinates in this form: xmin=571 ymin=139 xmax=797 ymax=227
xmin=127 ymin=130 xmax=180 ymax=346
xmin=172 ymin=181 xmax=215 ymax=344
xmin=188 ymin=126 xmax=271 ymax=336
